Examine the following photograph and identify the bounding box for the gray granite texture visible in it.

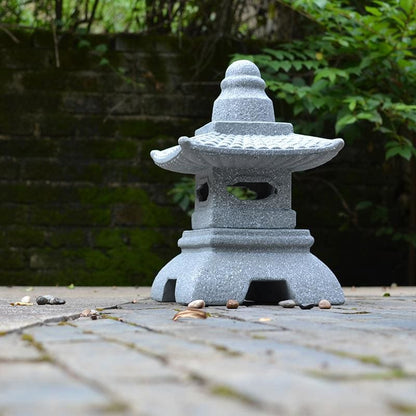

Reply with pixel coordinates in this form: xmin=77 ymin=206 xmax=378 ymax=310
xmin=191 ymin=168 xmax=295 ymax=229
xmin=150 ymin=60 xmax=345 ymax=306
xmin=150 ymin=229 xmax=345 ymax=306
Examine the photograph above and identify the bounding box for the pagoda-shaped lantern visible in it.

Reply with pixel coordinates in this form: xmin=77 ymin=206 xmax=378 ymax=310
xmin=150 ymin=60 xmax=345 ymax=306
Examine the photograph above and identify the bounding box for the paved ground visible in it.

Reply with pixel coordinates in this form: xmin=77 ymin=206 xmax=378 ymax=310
xmin=1 ymin=285 xmax=415 ymax=415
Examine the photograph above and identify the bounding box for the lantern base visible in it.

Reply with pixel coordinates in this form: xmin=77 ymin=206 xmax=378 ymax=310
xmin=151 ymin=228 xmax=344 ymax=306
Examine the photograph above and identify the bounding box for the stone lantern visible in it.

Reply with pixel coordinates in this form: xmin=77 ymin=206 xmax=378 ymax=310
xmin=150 ymin=60 xmax=345 ymax=306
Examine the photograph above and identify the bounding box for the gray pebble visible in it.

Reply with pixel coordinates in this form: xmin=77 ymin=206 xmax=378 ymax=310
xmin=36 ymin=295 xmax=66 ymax=305
xmin=299 ymin=304 xmax=314 ymax=310
xmin=278 ymin=299 xmax=296 ymax=308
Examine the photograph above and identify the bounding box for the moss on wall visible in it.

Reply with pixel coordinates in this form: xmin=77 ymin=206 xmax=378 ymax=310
xmin=0 ymin=29 xmax=207 ymax=285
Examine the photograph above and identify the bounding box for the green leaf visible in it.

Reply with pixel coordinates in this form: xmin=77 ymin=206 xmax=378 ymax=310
xmin=385 ymin=140 xmax=399 ymax=149
xmin=314 ymin=68 xmax=333 ymax=83
xmin=356 ymin=201 xmax=373 ymax=210
xmin=335 ymin=114 xmax=357 ymax=134
xmin=95 ymin=44 xmax=108 ymax=54
xmin=313 ymin=0 xmax=327 ymax=8
xmin=99 ymin=58 xmax=110 ymax=66
xmin=356 ymin=111 xmax=382 ymax=124
xmin=310 ymin=96 xmax=327 ymax=109
xmin=385 ymin=147 xmax=402 ymax=159
xmin=293 ymin=103 xmax=304 ymax=116
xmin=292 ymin=61 xmax=303 ymax=71
xmin=385 ymin=145 xmax=412 ymax=160
xmin=78 ymin=39 xmax=91 ymax=49
xmin=264 ymin=48 xmax=285 ymax=60
xmin=400 ymin=147 xmax=413 ymax=160
xmin=348 ymin=99 xmax=357 ymax=111
xmin=399 ymin=0 xmax=413 ymax=14
xmin=365 ymin=6 xmax=382 ymax=16
xmin=314 ymin=68 xmax=348 ymax=84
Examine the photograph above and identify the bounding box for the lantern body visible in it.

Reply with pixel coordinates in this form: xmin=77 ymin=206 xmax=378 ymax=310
xmin=150 ymin=60 xmax=345 ymax=306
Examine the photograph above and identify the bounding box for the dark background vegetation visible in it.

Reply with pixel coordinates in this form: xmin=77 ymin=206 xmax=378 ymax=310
xmin=0 ymin=0 xmax=414 ymax=286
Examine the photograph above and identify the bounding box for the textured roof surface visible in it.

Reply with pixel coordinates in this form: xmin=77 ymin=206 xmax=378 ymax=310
xmin=150 ymin=132 xmax=344 ymax=174
xmin=150 ymin=59 xmax=344 ymax=174
xmin=186 ymin=132 xmax=339 ymax=151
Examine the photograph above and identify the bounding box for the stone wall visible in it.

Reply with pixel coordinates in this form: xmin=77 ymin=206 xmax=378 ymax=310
xmin=0 ymin=29 xmax=408 ymax=286
xmin=0 ymin=30 xmax=222 ymax=286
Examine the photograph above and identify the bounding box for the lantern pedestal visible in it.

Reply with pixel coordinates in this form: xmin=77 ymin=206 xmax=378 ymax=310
xmin=151 ymin=228 xmax=345 ymax=306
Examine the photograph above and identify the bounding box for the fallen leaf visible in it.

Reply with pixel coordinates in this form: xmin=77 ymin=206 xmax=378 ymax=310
xmin=172 ymin=309 xmax=207 ymax=321
xmin=10 ymin=302 xmax=34 ymax=306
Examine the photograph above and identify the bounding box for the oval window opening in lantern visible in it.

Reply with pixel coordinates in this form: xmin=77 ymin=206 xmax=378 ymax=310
xmin=244 ymin=280 xmax=289 ymax=304
xmin=227 ymin=182 xmax=276 ymax=200
xmin=196 ymin=182 xmax=209 ymax=202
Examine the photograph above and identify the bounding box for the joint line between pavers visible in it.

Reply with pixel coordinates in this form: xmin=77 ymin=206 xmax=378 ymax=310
xmin=20 ymin=329 xmax=133 ymax=412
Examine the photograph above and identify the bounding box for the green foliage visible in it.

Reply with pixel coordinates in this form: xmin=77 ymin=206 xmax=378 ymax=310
xmin=169 ymin=179 xmax=261 ymax=215
xmin=168 ymin=177 xmax=194 ymax=215
xmin=237 ymin=0 xmax=416 ymax=247
xmin=0 ymin=0 xmax=279 ymax=38
xmin=236 ymin=0 xmax=416 ymax=154
xmin=75 ymin=38 xmax=143 ymax=88
xmin=356 ymin=200 xmax=416 ymax=246
xmin=226 ymin=185 xmax=257 ymax=200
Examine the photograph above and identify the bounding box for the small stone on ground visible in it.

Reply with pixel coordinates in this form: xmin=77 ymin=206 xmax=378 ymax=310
xmin=187 ymin=299 xmax=205 ymax=309
xmin=278 ymin=299 xmax=296 ymax=308
xmin=318 ymin=299 xmax=331 ymax=309
xmin=226 ymin=299 xmax=239 ymax=309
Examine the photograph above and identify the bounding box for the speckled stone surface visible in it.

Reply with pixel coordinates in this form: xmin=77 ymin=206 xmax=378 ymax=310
xmin=150 ymin=60 xmax=345 ymax=306
xmin=2 ymin=286 xmax=415 ymax=416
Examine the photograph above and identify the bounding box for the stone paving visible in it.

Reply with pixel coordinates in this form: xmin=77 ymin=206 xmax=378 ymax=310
xmin=1 ymin=286 xmax=415 ymax=415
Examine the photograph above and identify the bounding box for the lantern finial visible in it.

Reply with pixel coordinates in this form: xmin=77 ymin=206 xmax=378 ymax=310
xmin=212 ymin=60 xmax=275 ymax=122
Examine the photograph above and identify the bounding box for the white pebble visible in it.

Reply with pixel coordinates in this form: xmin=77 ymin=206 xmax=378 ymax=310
xmin=319 ymin=299 xmax=331 ymax=309
xmin=20 ymin=296 xmax=31 ymax=303
xmin=80 ymin=309 xmax=91 ymax=317
xmin=188 ymin=299 xmax=205 ymax=309
xmin=278 ymin=299 xmax=296 ymax=308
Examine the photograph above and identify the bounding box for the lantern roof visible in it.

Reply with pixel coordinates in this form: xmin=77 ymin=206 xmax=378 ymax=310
xmin=150 ymin=60 xmax=344 ymax=174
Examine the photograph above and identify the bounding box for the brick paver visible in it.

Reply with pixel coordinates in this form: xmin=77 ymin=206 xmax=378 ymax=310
xmin=1 ymin=286 xmax=415 ymax=415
